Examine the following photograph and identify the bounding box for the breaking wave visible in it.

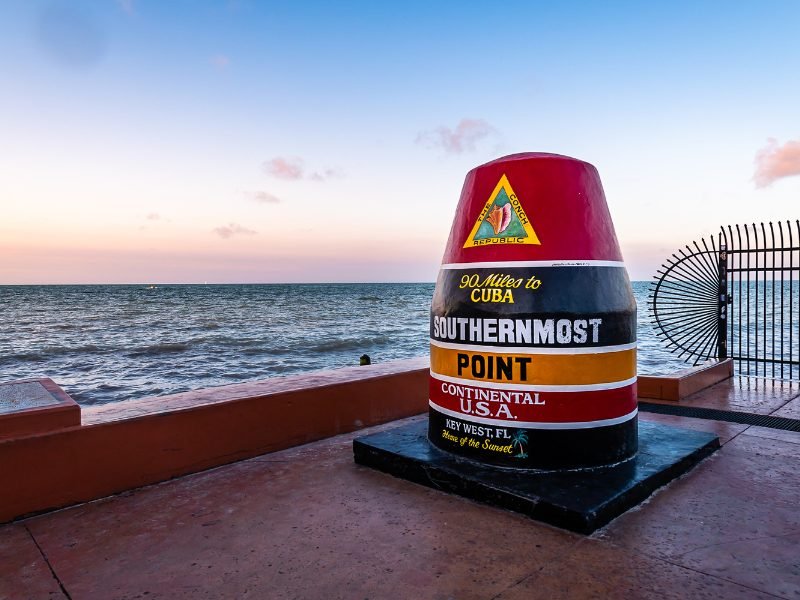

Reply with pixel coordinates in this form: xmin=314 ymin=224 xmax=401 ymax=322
xmin=127 ymin=342 xmax=192 ymax=357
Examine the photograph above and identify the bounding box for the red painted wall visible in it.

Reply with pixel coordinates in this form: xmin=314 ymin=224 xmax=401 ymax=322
xmin=0 ymin=362 xmax=428 ymax=523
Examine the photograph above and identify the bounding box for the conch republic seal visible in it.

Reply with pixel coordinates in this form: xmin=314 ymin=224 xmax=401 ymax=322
xmin=429 ymin=152 xmax=637 ymax=469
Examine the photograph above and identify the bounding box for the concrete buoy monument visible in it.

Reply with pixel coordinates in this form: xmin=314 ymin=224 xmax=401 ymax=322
xmin=354 ymin=153 xmax=720 ymax=534
xmin=428 ymin=153 xmax=637 ymax=469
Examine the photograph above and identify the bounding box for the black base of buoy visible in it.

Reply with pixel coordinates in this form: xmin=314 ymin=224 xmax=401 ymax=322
xmin=428 ymin=410 xmax=638 ymax=469
xmin=353 ymin=419 xmax=719 ymax=534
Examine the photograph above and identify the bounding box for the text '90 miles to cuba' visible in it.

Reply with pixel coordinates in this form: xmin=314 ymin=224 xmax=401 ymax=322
xmin=458 ymin=272 xmax=541 ymax=304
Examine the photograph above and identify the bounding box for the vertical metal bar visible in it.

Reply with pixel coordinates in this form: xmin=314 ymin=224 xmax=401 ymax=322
xmin=761 ymin=222 xmax=767 ymax=378
xmin=735 ymin=224 xmax=742 ymax=373
xmin=718 ymin=235 xmax=728 ymax=360
xmin=753 ymin=223 xmax=761 ymax=376
xmin=753 ymin=224 xmax=759 ymax=376
xmin=786 ymin=221 xmax=794 ymax=379
xmin=770 ymin=222 xmax=776 ymax=378
xmin=745 ymin=224 xmax=751 ymax=376
xmin=779 ymin=221 xmax=785 ymax=379
xmin=721 ymin=228 xmax=731 ymax=354
xmin=729 ymin=226 xmax=735 ymax=368
xmin=789 ymin=219 xmax=800 ymax=379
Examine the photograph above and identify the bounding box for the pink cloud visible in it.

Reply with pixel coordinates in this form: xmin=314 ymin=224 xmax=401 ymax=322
xmin=213 ymin=223 xmax=257 ymax=239
xmin=210 ymin=54 xmax=230 ymax=70
xmin=416 ymin=118 xmax=496 ymax=154
xmin=262 ymin=157 xmax=340 ymax=181
xmin=145 ymin=212 xmax=161 ymax=221
xmin=754 ymin=138 xmax=800 ymax=188
xmin=263 ymin=157 xmax=304 ymax=180
xmin=249 ymin=191 xmax=281 ymax=204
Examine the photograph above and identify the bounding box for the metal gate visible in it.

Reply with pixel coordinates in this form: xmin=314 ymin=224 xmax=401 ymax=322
xmin=650 ymin=220 xmax=800 ymax=379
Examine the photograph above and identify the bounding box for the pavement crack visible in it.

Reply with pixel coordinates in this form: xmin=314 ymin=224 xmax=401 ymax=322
xmin=657 ymin=555 xmax=788 ymax=599
xmin=24 ymin=525 xmax=72 ymax=600
xmin=486 ymin=535 xmax=584 ymax=600
xmin=673 ymin=528 xmax=800 ymax=559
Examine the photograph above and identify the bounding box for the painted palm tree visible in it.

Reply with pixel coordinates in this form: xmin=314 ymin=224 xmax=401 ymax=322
xmin=511 ymin=430 xmax=529 ymax=459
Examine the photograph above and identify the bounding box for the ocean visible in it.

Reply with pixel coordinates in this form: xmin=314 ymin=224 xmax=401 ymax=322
xmin=0 ymin=282 xmax=688 ymax=406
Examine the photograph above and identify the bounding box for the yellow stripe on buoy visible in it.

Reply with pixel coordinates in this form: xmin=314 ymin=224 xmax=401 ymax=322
xmin=429 ymin=344 xmax=636 ymax=386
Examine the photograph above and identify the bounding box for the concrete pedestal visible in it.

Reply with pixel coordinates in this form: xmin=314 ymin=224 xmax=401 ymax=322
xmin=354 ymin=420 xmax=720 ymax=534
xmin=0 ymin=379 xmax=80 ymax=441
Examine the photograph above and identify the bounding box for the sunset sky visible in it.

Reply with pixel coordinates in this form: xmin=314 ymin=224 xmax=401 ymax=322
xmin=1 ymin=1 xmax=799 ymax=283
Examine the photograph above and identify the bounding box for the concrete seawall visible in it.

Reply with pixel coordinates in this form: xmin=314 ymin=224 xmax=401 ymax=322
xmin=0 ymin=358 xmax=429 ymax=523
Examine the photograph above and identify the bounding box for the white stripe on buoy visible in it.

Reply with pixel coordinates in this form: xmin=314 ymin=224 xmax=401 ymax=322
xmin=429 ymin=400 xmax=638 ymax=429
xmin=439 ymin=260 xmax=625 ymax=269
xmin=428 ymin=371 xmax=637 ymax=392
xmin=429 ymin=339 xmax=637 ymax=355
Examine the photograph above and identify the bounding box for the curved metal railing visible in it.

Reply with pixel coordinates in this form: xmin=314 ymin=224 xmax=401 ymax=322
xmin=650 ymin=220 xmax=800 ymax=379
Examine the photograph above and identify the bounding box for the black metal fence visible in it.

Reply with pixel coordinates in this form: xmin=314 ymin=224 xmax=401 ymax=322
xmin=650 ymin=220 xmax=800 ymax=379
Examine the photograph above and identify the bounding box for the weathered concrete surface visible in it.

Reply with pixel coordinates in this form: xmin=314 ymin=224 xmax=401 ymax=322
xmin=596 ymin=419 xmax=800 ymax=599
xmin=1 ymin=409 xmax=797 ymax=600
xmin=774 ymin=396 xmax=800 ymax=419
xmin=654 ymin=375 xmax=800 ymax=414
xmin=0 ymin=379 xmax=800 ymax=600
xmin=0 ymin=378 xmax=80 ymax=442
xmin=0 ymin=524 xmax=62 ymax=599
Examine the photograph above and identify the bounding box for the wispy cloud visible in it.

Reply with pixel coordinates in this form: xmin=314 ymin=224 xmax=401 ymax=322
xmin=210 ymin=54 xmax=230 ymax=70
xmin=416 ymin=118 xmax=496 ymax=154
xmin=264 ymin=157 xmax=304 ymax=180
xmin=247 ymin=191 xmax=281 ymax=204
xmin=755 ymin=138 xmax=800 ymax=188
xmin=213 ymin=223 xmax=257 ymax=239
xmin=308 ymin=168 xmax=342 ymax=182
xmin=116 ymin=0 xmax=135 ymax=15
xmin=262 ymin=157 xmax=341 ymax=181
xmin=145 ymin=212 xmax=161 ymax=221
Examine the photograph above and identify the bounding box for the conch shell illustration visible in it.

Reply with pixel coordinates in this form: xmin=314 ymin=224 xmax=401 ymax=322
xmin=485 ymin=203 xmax=512 ymax=235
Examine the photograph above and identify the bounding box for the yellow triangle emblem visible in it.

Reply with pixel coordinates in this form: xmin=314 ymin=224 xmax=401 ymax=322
xmin=463 ymin=174 xmax=541 ymax=248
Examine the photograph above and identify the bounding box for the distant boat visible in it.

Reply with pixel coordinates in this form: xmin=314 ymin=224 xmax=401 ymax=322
xmin=145 ymin=285 xmax=157 ymax=290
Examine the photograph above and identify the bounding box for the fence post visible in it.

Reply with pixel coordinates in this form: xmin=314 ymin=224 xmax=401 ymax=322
xmin=718 ymin=242 xmax=728 ymax=360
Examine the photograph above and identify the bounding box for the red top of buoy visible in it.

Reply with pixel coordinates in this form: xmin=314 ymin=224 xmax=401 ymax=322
xmin=441 ymin=153 xmax=623 ymax=263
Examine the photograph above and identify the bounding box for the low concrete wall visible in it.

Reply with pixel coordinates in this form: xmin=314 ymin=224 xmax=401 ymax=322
xmin=0 ymin=378 xmax=80 ymax=441
xmin=0 ymin=358 xmax=428 ymax=523
xmin=638 ymin=359 xmax=734 ymax=401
